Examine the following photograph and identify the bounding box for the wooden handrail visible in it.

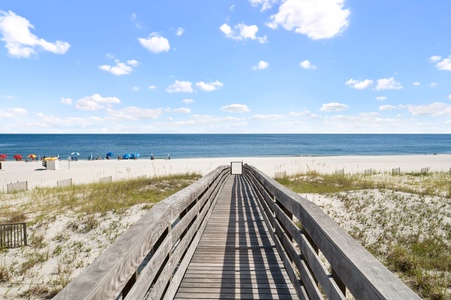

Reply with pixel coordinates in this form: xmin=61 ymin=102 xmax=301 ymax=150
xmin=54 ymin=165 xmax=230 ymax=300
xmin=55 ymin=163 xmax=420 ymax=300
xmin=243 ymin=164 xmax=420 ymax=300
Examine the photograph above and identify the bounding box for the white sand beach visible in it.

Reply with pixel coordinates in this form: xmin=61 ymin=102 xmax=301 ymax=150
xmin=1 ymin=154 xmax=450 ymax=191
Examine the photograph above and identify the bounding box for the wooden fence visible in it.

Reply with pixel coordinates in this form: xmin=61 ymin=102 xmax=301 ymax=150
xmin=0 ymin=223 xmax=27 ymax=248
xmin=54 ymin=165 xmax=230 ymax=300
xmin=6 ymin=181 xmax=28 ymax=193
xmin=243 ymin=164 xmax=420 ymax=299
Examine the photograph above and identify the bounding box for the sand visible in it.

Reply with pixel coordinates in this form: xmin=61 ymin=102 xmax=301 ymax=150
xmin=0 ymin=155 xmax=449 ymax=299
xmin=1 ymin=154 xmax=450 ymax=191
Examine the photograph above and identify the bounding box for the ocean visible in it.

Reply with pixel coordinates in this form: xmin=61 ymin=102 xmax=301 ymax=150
xmin=0 ymin=134 xmax=450 ymax=160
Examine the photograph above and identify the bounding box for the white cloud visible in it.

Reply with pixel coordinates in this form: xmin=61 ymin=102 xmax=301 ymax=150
xmin=172 ymin=107 xmax=191 ymax=113
xmin=320 ymin=102 xmax=348 ymax=112
xmin=413 ymin=82 xmax=421 ymax=86
xmin=345 ymin=79 xmax=373 ymax=90
xmin=379 ymin=105 xmax=404 ymax=111
xmin=195 ymin=80 xmax=224 ymax=92
xmin=252 ymin=114 xmax=283 ymax=120
xmin=430 ymin=82 xmax=437 ymax=87
xmin=148 ymin=85 xmax=156 ymax=90
xmin=130 ymin=13 xmax=142 ymax=29
xmin=267 ymin=0 xmax=350 ymax=40
xmin=132 ymin=86 xmax=139 ymax=92
xmin=176 ymin=27 xmax=184 ymax=36
xmin=99 ymin=58 xmax=139 ymax=76
xmin=60 ymin=97 xmax=72 ymax=105
xmin=5 ymin=107 xmax=27 ymax=118
xmin=249 ymin=0 xmax=278 ymax=11
xmin=449 ymin=94 xmax=451 ymax=100
xmin=0 ymin=10 xmax=70 ymax=58
xmin=253 ymin=60 xmax=269 ymax=70
xmin=288 ymin=110 xmax=318 ymax=118
xmin=75 ymin=94 xmax=121 ymax=111
xmin=0 ymin=94 xmax=15 ymax=100
xmin=220 ymin=23 xmax=267 ymax=43
xmin=429 ymin=55 xmax=441 ymax=63
xmin=376 ymin=77 xmax=403 ymax=90
xmin=407 ymin=102 xmax=451 ymax=116
xmin=106 ymin=106 xmax=162 ymax=120
xmin=430 ymin=55 xmax=451 ymax=71
xmin=219 ymin=24 xmax=232 ymax=36
xmin=166 ymin=80 xmax=193 ymax=93
xmin=221 ymin=104 xmax=250 ymax=113
xmin=183 ymin=99 xmax=194 ymax=104
xmin=300 ymin=60 xmax=316 ymax=69
xmin=376 ymin=96 xmax=387 ymax=101
xmin=138 ymin=33 xmax=170 ymax=53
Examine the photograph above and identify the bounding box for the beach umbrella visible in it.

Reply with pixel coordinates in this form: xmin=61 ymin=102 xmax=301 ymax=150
xmin=106 ymin=152 xmax=114 ymax=157
xmin=122 ymin=153 xmax=131 ymax=159
xmin=13 ymin=154 xmax=22 ymax=161
xmin=131 ymin=153 xmax=140 ymax=159
xmin=0 ymin=154 xmax=7 ymax=161
xmin=28 ymin=154 xmax=37 ymax=159
xmin=71 ymin=152 xmax=80 ymax=156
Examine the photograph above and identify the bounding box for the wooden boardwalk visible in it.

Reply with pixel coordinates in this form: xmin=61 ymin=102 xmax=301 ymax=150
xmin=175 ymin=175 xmax=298 ymax=299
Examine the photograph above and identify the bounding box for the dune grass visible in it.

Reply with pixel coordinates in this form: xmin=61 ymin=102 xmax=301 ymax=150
xmin=276 ymin=171 xmax=451 ymax=300
xmin=0 ymin=173 xmax=201 ymax=299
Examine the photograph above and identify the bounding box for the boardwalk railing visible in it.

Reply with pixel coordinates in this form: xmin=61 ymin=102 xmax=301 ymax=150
xmin=54 ymin=165 xmax=230 ymax=300
xmin=55 ymin=163 xmax=420 ymax=300
xmin=243 ymin=164 xmax=420 ymax=300
xmin=0 ymin=222 xmax=27 ymax=248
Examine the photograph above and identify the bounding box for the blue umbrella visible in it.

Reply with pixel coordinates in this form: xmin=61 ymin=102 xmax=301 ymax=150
xmin=131 ymin=153 xmax=140 ymax=159
xmin=106 ymin=152 xmax=114 ymax=157
xmin=122 ymin=153 xmax=131 ymax=159
xmin=71 ymin=152 xmax=80 ymax=156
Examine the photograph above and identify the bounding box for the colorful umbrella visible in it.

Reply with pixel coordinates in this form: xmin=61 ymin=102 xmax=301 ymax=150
xmin=106 ymin=152 xmax=114 ymax=157
xmin=13 ymin=154 xmax=23 ymax=161
xmin=122 ymin=153 xmax=131 ymax=159
xmin=0 ymin=154 xmax=7 ymax=161
xmin=71 ymin=152 xmax=80 ymax=156
xmin=28 ymin=154 xmax=37 ymax=161
xmin=131 ymin=153 xmax=140 ymax=159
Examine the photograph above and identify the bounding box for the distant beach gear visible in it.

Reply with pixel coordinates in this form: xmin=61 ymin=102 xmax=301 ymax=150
xmin=122 ymin=153 xmax=131 ymax=159
xmin=71 ymin=152 xmax=80 ymax=156
xmin=131 ymin=153 xmax=140 ymax=159
xmin=43 ymin=156 xmax=58 ymax=161
xmin=0 ymin=154 xmax=7 ymax=161
xmin=13 ymin=154 xmax=23 ymax=161
xmin=28 ymin=154 xmax=37 ymax=161
xmin=106 ymin=152 xmax=114 ymax=157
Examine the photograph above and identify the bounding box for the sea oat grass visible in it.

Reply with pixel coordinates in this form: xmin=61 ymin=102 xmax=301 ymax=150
xmin=0 ymin=172 xmax=201 ymax=299
xmin=277 ymin=171 xmax=451 ymax=299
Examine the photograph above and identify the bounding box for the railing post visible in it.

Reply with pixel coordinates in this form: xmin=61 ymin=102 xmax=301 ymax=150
xmin=332 ymin=268 xmax=346 ymax=296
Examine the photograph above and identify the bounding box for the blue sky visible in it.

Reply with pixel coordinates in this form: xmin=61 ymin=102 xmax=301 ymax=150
xmin=1 ymin=0 xmax=451 ymax=133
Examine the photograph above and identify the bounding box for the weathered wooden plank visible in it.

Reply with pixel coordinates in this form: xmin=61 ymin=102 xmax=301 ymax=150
xmin=54 ymin=166 xmax=229 ymax=300
xmin=244 ymin=165 xmax=421 ymax=300
xmin=175 ymin=175 xmax=298 ymax=300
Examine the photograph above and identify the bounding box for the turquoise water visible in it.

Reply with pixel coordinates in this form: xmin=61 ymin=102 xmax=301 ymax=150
xmin=0 ymin=134 xmax=450 ymax=160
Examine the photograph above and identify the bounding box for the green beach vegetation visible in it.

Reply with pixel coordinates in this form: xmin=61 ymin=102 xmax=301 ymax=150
xmin=277 ymin=171 xmax=451 ymax=300
xmin=0 ymin=173 xmax=201 ymax=299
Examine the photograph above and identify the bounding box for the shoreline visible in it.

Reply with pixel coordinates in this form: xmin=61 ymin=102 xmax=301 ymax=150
xmin=1 ymin=154 xmax=450 ymax=191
